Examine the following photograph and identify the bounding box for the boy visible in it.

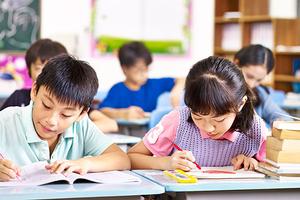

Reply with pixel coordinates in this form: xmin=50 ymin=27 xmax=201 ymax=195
xmin=0 ymin=55 xmax=130 ymax=181
xmin=0 ymin=38 xmax=118 ymax=132
xmin=99 ymin=41 xmax=184 ymax=120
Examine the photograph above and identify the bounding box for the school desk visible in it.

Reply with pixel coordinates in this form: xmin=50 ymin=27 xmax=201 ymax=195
xmin=0 ymin=171 xmax=164 ymax=200
xmin=106 ymin=133 xmax=141 ymax=151
xmin=116 ymin=118 xmax=150 ymax=137
xmin=134 ymin=170 xmax=300 ymax=200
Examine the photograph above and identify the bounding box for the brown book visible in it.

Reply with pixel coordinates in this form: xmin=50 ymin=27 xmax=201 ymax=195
xmin=266 ymin=148 xmax=300 ymax=163
xmin=272 ymin=128 xmax=300 ymax=140
xmin=267 ymin=136 xmax=300 ymax=151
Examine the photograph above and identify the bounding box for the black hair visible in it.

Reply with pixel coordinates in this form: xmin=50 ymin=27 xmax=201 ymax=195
xmin=118 ymin=41 xmax=152 ymax=68
xmin=25 ymin=39 xmax=68 ymax=77
xmin=234 ymin=44 xmax=274 ymax=107
xmin=35 ymin=55 xmax=98 ymax=111
xmin=234 ymin=44 xmax=274 ymax=73
xmin=184 ymin=56 xmax=255 ymax=133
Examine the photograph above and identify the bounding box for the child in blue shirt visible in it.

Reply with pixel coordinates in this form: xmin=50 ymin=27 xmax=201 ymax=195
xmin=0 ymin=55 xmax=130 ymax=182
xmin=99 ymin=41 xmax=184 ymax=120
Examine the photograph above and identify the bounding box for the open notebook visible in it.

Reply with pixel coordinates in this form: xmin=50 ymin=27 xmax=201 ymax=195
xmin=0 ymin=161 xmax=141 ymax=187
xmin=187 ymin=166 xmax=265 ymax=179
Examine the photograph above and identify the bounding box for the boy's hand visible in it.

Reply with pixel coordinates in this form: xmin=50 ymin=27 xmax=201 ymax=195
xmin=45 ymin=159 xmax=90 ymax=175
xmin=231 ymin=154 xmax=258 ymax=171
xmin=0 ymin=159 xmax=21 ymax=181
xmin=126 ymin=106 xmax=145 ymax=120
xmin=168 ymin=150 xmax=196 ymax=171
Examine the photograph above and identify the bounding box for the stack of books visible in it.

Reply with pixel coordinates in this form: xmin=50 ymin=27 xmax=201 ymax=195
xmin=256 ymin=121 xmax=300 ymax=180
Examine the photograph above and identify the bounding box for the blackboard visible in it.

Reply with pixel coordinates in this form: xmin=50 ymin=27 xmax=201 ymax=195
xmin=0 ymin=0 xmax=40 ymax=52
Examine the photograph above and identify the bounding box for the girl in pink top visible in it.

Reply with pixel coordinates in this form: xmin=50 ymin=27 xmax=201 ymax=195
xmin=128 ymin=56 xmax=267 ymax=171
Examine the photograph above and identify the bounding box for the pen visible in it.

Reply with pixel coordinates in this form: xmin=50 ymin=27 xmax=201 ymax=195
xmin=172 ymin=143 xmax=202 ymax=170
xmin=0 ymin=153 xmax=21 ymax=181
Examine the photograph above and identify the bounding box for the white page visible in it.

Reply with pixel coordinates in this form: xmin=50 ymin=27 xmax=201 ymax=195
xmin=187 ymin=166 xmax=265 ymax=179
xmin=0 ymin=161 xmax=68 ymax=187
xmin=81 ymin=171 xmax=141 ymax=184
xmin=0 ymin=161 xmax=141 ymax=186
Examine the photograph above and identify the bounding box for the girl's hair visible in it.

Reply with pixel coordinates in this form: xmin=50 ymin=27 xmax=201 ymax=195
xmin=234 ymin=44 xmax=274 ymax=107
xmin=234 ymin=44 xmax=274 ymax=73
xmin=184 ymin=56 xmax=255 ymax=133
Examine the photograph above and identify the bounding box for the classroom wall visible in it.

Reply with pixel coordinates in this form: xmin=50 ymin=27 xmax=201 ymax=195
xmin=41 ymin=0 xmax=214 ymax=91
xmin=41 ymin=0 xmax=296 ymax=91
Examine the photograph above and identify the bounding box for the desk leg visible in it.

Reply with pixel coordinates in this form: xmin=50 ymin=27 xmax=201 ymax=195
xmin=173 ymin=189 xmax=300 ymax=200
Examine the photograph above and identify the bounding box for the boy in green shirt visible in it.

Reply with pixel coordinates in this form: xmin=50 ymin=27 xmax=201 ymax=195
xmin=0 ymin=55 xmax=130 ymax=181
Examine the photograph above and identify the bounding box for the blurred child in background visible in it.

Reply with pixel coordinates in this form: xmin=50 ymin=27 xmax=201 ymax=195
xmin=99 ymin=41 xmax=184 ymax=120
xmin=234 ymin=44 xmax=290 ymax=126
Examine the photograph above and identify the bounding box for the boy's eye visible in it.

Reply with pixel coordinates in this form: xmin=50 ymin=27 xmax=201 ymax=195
xmin=62 ymin=113 xmax=74 ymax=118
xmin=42 ymin=102 xmax=51 ymax=109
xmin=62 ymin=114 xmax=72 ymax=118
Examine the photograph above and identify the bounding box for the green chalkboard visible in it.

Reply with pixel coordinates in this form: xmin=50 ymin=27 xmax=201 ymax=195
xmin=0 ymin=0 xmax=40 ymax=52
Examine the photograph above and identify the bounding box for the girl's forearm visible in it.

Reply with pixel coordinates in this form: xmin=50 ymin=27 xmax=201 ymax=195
xmin=128 ymin=153 xmax=170 ymax=170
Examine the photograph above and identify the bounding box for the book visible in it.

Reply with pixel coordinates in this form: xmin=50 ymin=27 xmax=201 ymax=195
xmin=256 ymin=165 xmax=300 ymax=181
xmin=273 ymin=121 xmax=300 ymax=132
xmin=258 ymin=162 xmax=300 ymax=174
xmin=0 ymin=161 xmax=141 ymax=187
xmin=265 ymin=158 xmax=300 ymax=169
xmin=272 ymin=127 xmax=300 ymax=140
xmin=267 ymin=136 xmax=300 ymax=151
xmin=266 ymin=149 xmax=300 ymax=164
xmin=186 ymin=166 xmax=265 ymax=179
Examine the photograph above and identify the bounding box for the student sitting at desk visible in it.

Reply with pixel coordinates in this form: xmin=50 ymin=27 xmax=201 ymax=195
xmin=0 ymin=55 xmax=130 ymax=181
xmin=99 ymin=41 xmax=184 ymax=120
xmin=128 ymin=56 xmax=267 ymax=171
xmin=234 ymin=44 xmax=290 ymax=125
xmin=0 ymin=38 xmax=118 ymax=133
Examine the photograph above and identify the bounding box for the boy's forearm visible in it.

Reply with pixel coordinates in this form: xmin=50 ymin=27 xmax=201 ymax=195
xmin=128 ymin=153 xmax=170 ymax=170
xmin=82 ymin=151 xmax=131 ymax=172
xmin=89 ymin=110 xmax=118 ymax=132
xmin=101 ymin=108 xmax=128 ymax=120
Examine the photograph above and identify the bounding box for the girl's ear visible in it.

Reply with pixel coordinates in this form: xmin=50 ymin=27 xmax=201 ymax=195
xmin=238 ymin=96 xmax=248 ymax=112
xmin=30 ymin=82 xmax=37 ymax=102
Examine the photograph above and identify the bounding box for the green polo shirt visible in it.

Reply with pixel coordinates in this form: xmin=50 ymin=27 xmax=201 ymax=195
xmin=0 ymin=102 xmax=113 ymax=166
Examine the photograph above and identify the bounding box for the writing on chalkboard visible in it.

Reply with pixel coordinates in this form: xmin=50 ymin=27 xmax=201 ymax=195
xmin=0 ymin=0 xmax=40 ymax=51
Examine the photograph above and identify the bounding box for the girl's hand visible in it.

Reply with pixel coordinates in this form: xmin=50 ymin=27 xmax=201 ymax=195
xmin=0 ymin=159 xmax=20 ymax=181
xmin=231 ymin=154 xmax=258 ymax=171
xmin=169 ymin=150 xmax=196 ymax=171
xmin=45 ymin=159 xmax=90 ymax=175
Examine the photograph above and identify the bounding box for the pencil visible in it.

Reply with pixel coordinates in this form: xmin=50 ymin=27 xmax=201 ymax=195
xmin=0 ymin=153 xmax=21 ymax=181
xmin=172 ymin=143 xmax=202 ymax=170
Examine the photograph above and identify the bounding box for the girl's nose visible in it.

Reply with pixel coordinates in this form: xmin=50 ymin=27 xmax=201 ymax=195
xmin=202 ymin=122 xmax=215 ymax=133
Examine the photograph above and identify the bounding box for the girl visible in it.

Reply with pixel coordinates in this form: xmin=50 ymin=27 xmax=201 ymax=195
xmin=128 ymin=56 xmax=267 ymax=171
xmin=234 ymin=44 xmax=289 ymax=125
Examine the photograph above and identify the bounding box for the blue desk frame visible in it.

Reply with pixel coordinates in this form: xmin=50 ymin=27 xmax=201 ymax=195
xmin=134 ymin=170 xmax=300 ymax=200
xmin=0 ymin=171 xmax=164 ymax=200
